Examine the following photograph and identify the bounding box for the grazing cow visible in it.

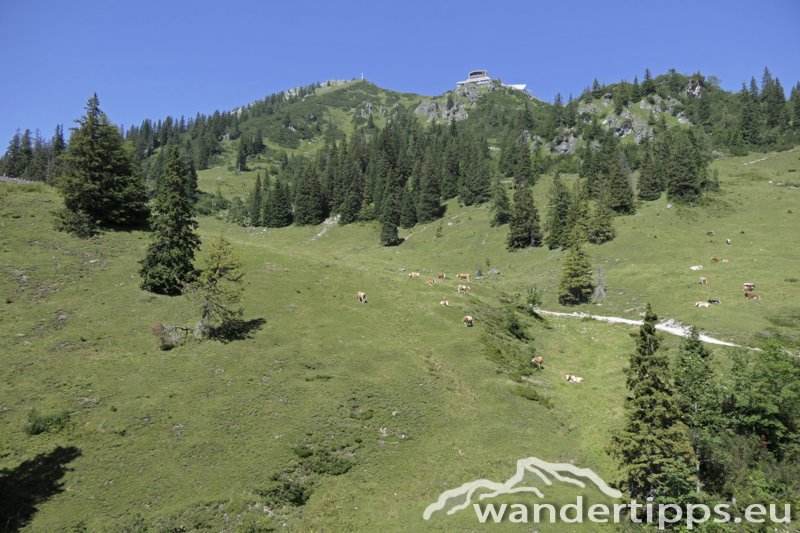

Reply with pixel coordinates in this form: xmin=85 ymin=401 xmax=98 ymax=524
xmin=424 ymin=279 xmax=436 ymax=286
xmin=437 ymin=272 xmax=447 ymax=280
xmin=742 ymin=283 xmax=756 ymax=291
xmin=707 ymin=230 xmax=715 ymax=236
xmin=699 ymin=276 xmax=708 ymax=285
xmin=708 ymin=299 xmax=721 ymax=304
xmin=439 ymin=300 xmax=450 ymax=307
xmin=457 ymin=284 xmax=471 ymax=294
xmin=711 ymin=256 xmax=719 ymax=263
xmin=695 ymin=301 xmax=710 ymax=308
xmin=722 ymin=258 xmax=730 ymax=263
xmin=690 ymin=265 xmax=704 ymax=271
xmin=532 ymin=356 xmax=544 ymax=369
xmin=744 ymin=293 xmax=761 ymax=300
xmin=409 ymin=272 xmax=420 ymax=279
xmin=457 ymin=273 xmax=470 ymax=282
xmin=356 ymin=291 xmax=368 ymax=304
xmin=463 ymin=315 xmax=474 ymax=327
xmin=726 ymin=239 xmax=732 ymax=245
xmin=565 ymin=374 xmax=584 ymax=383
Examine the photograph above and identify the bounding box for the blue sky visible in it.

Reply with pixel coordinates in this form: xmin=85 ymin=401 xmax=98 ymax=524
xmin=1 ymin=0 xmax=798 ymax=143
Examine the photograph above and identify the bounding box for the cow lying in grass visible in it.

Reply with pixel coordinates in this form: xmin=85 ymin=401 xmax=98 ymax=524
xmin=565 ymin=374 xmax=584 ymax=383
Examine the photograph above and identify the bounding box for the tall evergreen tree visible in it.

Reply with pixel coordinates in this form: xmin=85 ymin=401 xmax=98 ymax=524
xmin=489 ymin=181 xmax=511 ymax=227
xmin=544 ymin=173 xmax=571 ymax=249
xmin=399 ymin=185 xmax=417 ymax=228
xmin=604 ymin=152 xmax=636 ymax=214
xmin=557 ymin=238 xmax=593 ymax=305
xmin=379 ymin=185 xmax=402 ymax=246
xmin=247 ymin=173 xmax=263 ymax=226
xmin=608 ymin=305 xmax=697 ymax=503
xmin=415 ymin=150 xmax=442 ymax=223
xmin=139 ymin=146 xmax=200 ymax=295
xmin=293 ymin=162 xmax=326 ymax=225
xmin=586 ymin=195 xmax=616 ymax=245
xmin=674 ymin=328 xmax=722 ymax=494
xmin=637 ymin=143 xmax=662 ymax=201
xmin=506 ymin=185 xmax=542 ymax=250
xmin=459 ymin=140 xmax=492 ymax=206
xmin=56 ymin=94 xmax=148 ymax=235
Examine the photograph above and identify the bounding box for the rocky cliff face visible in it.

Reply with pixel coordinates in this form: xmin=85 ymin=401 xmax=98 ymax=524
xmin=414 ymin=98 xmax=469 ymax=122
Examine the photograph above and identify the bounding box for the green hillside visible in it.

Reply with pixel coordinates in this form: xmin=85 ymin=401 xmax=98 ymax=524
xmin=2 ymin=146 xmax=798 ymax=530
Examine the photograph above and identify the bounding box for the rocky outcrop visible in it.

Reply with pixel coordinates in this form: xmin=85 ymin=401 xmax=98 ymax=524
xmin=548 ymin=132 xmax=578 ymax=154
xmin=414 ymin=98 xmax=469 ymax=122
xmin=686 ymin=78 xmax=704 ymax=98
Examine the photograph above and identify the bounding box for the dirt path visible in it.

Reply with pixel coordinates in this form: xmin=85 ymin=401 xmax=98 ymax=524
xmin=535 ymin=308 xmax=749 ymax=348
xmin=305 ymin=214 xmax=340 ymax=243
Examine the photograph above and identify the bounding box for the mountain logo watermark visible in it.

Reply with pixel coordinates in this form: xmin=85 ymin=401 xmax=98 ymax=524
xmin=423 ymin=456 xmax=621 ymax=520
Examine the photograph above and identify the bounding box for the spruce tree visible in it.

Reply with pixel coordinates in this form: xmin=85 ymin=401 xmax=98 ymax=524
xmin=605 ymin=152 xmax=636 ymax=214
xmin=139 ymin=146 xmax=200 ymax=295
xmin=637 ymin=144 xmax=662 ymax=201
xmin=512 ymin=142 xmax=533 ymax=188
xmin=293 ymin=163 xmax=326 ymax=225
xmin=544 ymin=173 xmax=571 ymax=249
xmin=557 ymin=238 xmax=593 ymax=305
xmin=379 ymin=186 xmax=401 ymax=246
xmin=56 ymin=94 xmax=148 ymax=235
xmin=608 ymin=305 xmax=697 ymax=503
xmin=415 ymin=151 xmax=441 ymax=223
xmin=506 ymin=185 xmax=542 ymax=250
xmin=586 ymin=196 xmax=616 ymax=245
xmin=399 ymin=185 xmax=417 ymax=228
xmin=247 ymin=173 xmax=263 ymax=226
xmin=188 ymin=236 xmax=245 ymax=338
xmin=674 ymin=328 xmax=721 ymax=494
xmin=489 ymin=181 xmax=511 ymax=227
xmin=267 ymin=178 xmax=293 ymax=227
xmin=459 ymin=143 xmax=491 ymax=206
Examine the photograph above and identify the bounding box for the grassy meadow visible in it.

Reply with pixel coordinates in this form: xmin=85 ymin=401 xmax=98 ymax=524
xmin=1 ymin=148 xmax=799 ymax=531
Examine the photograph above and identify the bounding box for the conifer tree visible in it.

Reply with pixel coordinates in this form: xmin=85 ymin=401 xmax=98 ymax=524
xmin=266 ymin=177 xmax=293 ymax=227
xmin=459 ymin=141 xmax=491 ymax=206
xmin=379 ymin=186 xmax=401 ymax=246
xmin=293 ymin=162 xmax=326 ymax=225
xmin=637 ymin=144 xmax=662 ymax=201
xmin=605 ymin=153 xmax=636 ymax=214
xmin=415 ymin=151 xmax=441 ymax=223
xmin=56 ymin=94 xmax=148 ymax=235
xmin=566 ymin=181 xmax=590 ymax=241
xmin=247 ymin=173 xmax=263 ymax=226
xmin=489 ymin=181 xmax=511 ymax=227
xmin=557 ymin=238 xmax=593 ymax=305
xmin=139 ymin=146 xmax=200 ymax=295
xmin=608 ymin=305 xmax=697 ymax=502
xmin=506 ymin=185 xmax=541 ymax=250
xmin=188 ymin=236 xmax=244 ymax=338
xmin=512 ymin=142 xmax=533 ymax=188
xmin=544 ymin=173 xmax=571 ymax=249
xmin=399 ymin=185 xmax=417 ymax=228
xmin=674 ymin=328 xmax=721 ymax=494
xmin=586 ymin=196 xmax=616 ymax=245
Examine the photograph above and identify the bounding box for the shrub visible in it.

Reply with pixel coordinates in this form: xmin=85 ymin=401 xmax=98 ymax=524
xmin=255 ymin=475 xmax=309 ymax=508
xmin=24 ymin=408 xmax=70 ymax=435
xmin=152 ymin=322 xmax=186 ymax=350
xmin=54 ymin=208 xmax=98 ymax=238
xmin=506 ymin=308 xmax=527 ymax=340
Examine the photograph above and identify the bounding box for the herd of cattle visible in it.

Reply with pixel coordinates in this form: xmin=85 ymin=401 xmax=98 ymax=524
xmin=354 ymin=270 xmax=588 ymax=384
xmin=691 ymin=235 xmax=763 ymax=308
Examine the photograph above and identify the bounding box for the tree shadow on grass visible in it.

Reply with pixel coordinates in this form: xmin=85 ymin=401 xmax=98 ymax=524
xmin=0 ymin=446 xmax=82 ymax=532
xmin=209 ymin=317 xmax=266 ymax=343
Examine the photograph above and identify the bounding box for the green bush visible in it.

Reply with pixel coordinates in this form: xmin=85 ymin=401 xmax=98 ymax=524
xmin=24 ymin=408 xmax=70 ymax=435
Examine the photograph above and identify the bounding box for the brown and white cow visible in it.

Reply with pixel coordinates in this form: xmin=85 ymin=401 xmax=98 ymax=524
xmin=424 ymin=279 xmax=436 ymax=286
xmin=742 ymin=283 xmax=756 ymax=291
xmin=565 ymin=374 xmax=584 ymax=383
xmin=457 ymin=284 xmax=471 ymax=294
xmin=744 ymin=293 xmax=761 ymax=300
xmin=409 ymin=272 xmax=420 ymax=279
xmin=711 ymin=256 xmax=719 ymax=263
xmin=463 ymin=315 xmax=474 ymax=327
xmin=532 ymin=356 xmax=544 ymax=369
xmin=437 ymin=272 xmax=447 ymax=280
xmin=356 ymin=291 xmax=368 ymax=304
xmin=699 ymin=276 xmax=708 ymax=285
xmin=695 ymin=301 xmax=710 ymax=308
xmin=457 ymin=273 xmax=470 ymax=282
xmin=690 ymin=265 xmax=704 ymax=271
xmin=439 ymin=300 xmax=450 ymax=307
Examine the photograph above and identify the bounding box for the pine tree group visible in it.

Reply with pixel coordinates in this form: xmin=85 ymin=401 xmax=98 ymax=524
xmin=506 ymin=185 xmax=542 ymax=250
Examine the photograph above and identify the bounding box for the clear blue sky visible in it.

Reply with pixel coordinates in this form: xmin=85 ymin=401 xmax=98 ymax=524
xmin=1 ymin=0 xmax=798 ymax=143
